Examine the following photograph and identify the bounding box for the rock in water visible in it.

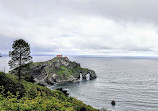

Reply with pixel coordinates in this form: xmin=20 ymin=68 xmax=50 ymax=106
xmin=111 ymin=100 xmax=116 ymax=106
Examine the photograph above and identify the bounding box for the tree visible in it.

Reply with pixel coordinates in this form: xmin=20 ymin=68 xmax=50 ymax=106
xmin=9 ymin=39 xmax=32 ymax=81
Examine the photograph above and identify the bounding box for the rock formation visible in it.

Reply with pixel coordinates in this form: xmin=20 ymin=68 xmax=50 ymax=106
xmin=10 ymin=57 xmax=97 ymax=86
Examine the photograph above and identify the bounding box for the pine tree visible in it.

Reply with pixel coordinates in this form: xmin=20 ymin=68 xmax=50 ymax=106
xmin=9 ymin=39 xmax=32 ymax=81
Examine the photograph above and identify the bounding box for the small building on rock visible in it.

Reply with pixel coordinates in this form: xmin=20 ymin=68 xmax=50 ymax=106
xmin=57 ymin=55 xmax=62 ymax=57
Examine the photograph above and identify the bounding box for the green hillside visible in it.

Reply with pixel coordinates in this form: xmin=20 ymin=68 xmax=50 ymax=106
xmin=0 ymin=72 xmax=97 ymax=111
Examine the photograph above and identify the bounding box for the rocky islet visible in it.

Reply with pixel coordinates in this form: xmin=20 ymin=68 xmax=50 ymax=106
xmin=10 ymin=56 xmax=97 ymax=86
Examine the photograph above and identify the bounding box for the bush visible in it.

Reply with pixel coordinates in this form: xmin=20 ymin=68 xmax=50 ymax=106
xmin=23 ymin=75 xmax=35 ymax=83
xmin=0 ymin=72 xmax=98 ymax=111
xmin=0 ymin=72 xmax=25 ymax=98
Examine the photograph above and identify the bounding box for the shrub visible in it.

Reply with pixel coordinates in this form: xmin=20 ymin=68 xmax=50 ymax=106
xmin=0 ymin=72 xmax=98 ymax=111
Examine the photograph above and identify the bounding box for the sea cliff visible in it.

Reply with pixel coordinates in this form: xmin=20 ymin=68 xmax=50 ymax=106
xmin=10 ymin=57 xmax=97 ymax=86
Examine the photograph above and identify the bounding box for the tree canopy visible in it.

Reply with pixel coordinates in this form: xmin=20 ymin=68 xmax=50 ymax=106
xmin=8 ymin=39 xmax=32 ymax=81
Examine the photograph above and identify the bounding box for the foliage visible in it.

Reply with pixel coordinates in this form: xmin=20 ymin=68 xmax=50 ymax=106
xmin=8 ymin=39 xmax=32 ymax=81
xmin=23 ymin=74 xmax=35 ymax=83
xmin=56 ymin=66 xmax=74 ymax=80
xmin=0 ymin=72 xmax=25 ymax=97
xmin=0 ymin=72 xmax=97 ymax=111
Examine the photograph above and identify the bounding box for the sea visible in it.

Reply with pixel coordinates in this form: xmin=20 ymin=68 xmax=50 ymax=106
xmin=1 ymin=56 xmax=158 ymax=111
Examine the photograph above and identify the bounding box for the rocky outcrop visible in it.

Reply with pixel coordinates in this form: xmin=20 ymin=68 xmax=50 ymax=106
xmin=10 ymin=57 xmax=97 ymax=86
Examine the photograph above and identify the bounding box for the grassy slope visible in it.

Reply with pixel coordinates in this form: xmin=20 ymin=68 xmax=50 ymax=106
xmin=0 ymin=72 xmax=97 ymax=111
xmin=32 ymin=58 xmax=90 ymax=80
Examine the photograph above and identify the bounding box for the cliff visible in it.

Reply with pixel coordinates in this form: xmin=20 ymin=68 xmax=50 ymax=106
xmin=10 ymin=57 xmax=97 ymax=86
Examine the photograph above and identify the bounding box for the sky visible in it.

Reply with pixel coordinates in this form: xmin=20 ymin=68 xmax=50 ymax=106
xmin=1 ymin=0 xmax=158 ymax=56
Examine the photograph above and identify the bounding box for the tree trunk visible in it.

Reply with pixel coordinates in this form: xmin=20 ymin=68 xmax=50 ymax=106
xmin=18 ymin=48 xmax=22 ymax=82
xmin=18 ymin=66 xmax=21 ymax=82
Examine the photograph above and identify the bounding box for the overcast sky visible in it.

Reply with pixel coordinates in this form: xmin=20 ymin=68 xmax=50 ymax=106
xmin=1 ymin=0 xmax=158 ymax=56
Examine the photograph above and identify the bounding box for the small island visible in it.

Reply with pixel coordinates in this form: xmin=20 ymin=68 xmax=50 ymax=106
xmin=10 ymin=55 xmax=97 ymax=86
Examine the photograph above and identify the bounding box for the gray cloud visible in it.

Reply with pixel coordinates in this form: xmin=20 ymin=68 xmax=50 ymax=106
xmin=1 ymin=0 xmax=158 ymax=56
xmin=1 ymin=0 xmax=158 ymax=23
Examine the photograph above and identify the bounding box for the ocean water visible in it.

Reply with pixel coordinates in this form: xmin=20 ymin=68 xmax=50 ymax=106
xmin=1 ymin=56 xmax=158 ymax=111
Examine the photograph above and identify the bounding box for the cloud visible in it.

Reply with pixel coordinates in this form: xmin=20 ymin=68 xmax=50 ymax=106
xmin=0 ymin=0 xmax=158 ymax=56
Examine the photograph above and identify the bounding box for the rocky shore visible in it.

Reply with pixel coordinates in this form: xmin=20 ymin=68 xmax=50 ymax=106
xmin=10 ymin=57 xmax=97 ymax=86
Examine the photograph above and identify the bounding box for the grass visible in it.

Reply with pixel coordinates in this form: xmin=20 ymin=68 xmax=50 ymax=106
xmin=56 ymin=66 xmax=74 ymax=80
xmin=0 ymin=72 xmax=97 ymax=111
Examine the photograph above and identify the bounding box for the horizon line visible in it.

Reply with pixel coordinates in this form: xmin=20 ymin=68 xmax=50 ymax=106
xmin=2 ymin=54 xmax=158 ymax=58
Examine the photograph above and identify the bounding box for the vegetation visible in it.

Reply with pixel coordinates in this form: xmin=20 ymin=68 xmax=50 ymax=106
xmin=0 ymin=72 xmax=97 ymax=111
xmin=56 ymin=66 xmax=74 ymax=80
xmin=2 ymin=38 xmax=98 ymax=110
xmin=9 ymin=39 xmax=32 ymax=81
